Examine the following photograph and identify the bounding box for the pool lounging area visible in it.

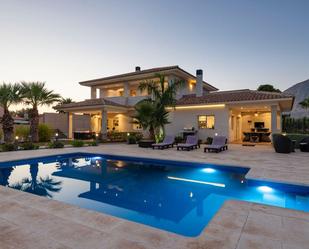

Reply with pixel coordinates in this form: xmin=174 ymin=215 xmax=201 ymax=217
xmin=1 ymin=152 xmax=308 ymax=237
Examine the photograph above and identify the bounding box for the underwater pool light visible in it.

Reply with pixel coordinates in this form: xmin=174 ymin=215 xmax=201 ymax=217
xmin=258 ymin=186 xmax=273 ymax=193
xmin=202 ymin=168 xmax=216 ymax=173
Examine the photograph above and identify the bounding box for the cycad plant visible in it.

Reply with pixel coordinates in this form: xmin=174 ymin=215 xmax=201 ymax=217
xmin=21 ymin=82 xmax=61 ymax=142
xmin=0 ymin=83 xmax=22 ymax=142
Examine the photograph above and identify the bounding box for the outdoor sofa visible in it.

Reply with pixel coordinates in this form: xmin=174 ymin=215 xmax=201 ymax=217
xmin=152 ymin=135 xmax=175 ymax=150
xmin=204 ymin=136 xmax=228 ymax=153
xmin=177 ymin=135 xmax=199 ymax=151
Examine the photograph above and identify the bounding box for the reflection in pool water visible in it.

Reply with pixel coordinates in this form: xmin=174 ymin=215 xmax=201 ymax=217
xmin=0 ymin=153 xmax=308 ymax=237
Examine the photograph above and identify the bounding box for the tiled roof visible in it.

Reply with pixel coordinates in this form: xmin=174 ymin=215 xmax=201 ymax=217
xmin=54 ymin=98 xmax=128 ymax=110
xmin=79 ymin=65 xmax=218 ymax=91
xmin=79 ymin=66 xmax=179 ymax=84
xmin=176 ymin=89 xmax=294 ymax=105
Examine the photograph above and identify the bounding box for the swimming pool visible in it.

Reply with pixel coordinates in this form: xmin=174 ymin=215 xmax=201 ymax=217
xmin=0 ymin=152 xmax=308 ymax=237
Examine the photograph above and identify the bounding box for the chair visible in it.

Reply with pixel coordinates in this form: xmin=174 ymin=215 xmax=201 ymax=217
xmin=299 ymin=137 xmax=309 ymax=152
xmin=204 ymin=136 xmax=228 ymax=153
xmin=152 ymin=135 xmax=175 ymax=150
xmin=272 ymin=134 xmax=294 ymax=153
xmin=177 ymin=135 xmax=199 ymax=151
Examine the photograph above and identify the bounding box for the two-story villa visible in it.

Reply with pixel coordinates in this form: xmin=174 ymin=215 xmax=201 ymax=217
xmin=55 ymin=66 xmax=294 ymax=143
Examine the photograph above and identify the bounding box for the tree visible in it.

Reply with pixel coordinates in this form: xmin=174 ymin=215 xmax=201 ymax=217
xmin=138 ymin=73 xmax=183 ymax=108
xmin=299 ymin=97 xmax=309 ymax=109
xmin=11 ymin=163 xmax=62 ymax=197
xmin=133 ymin=100 xmax=169 ymax=140
xmin=0 ymin=83 xmax=22 ymax=142
xmin=56 ymin=98 xmax=74 ymax=113
xmin=257 ymin=84 xmax=281 ymax=93
xmin=21 ymin=82 xmax=61 ymax=142
xmin=135 ymin=73 xmax=183 ymax=139
xmin=11 ymin=108 xmax=31 ymax=119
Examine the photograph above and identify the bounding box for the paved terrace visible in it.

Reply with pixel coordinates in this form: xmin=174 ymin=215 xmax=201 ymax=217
xmin=0 ymin=144 xmax=308 ymax=249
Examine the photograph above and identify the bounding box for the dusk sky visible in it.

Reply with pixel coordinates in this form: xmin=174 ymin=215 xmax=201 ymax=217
xmin=1 ymin=0 xmax=308 ymax=112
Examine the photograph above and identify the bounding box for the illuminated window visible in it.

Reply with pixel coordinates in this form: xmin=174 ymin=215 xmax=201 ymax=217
xmin=133 ymin=118 xmax=142 ymax=130
xmin=130 ymin=89 xmax=137 ymax=96
xmin=198 ymin=115 xmax=215 ymax=129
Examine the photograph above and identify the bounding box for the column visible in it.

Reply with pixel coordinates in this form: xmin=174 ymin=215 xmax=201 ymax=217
xmin=271 ymin=105 xmax=278 ymax=133
xmin=123 ymin=82 xmax=129 ymax=97
xmin=101 ymin=109 xmax=108 ymax=139
xmin=91 ymin=87 xmax=96 ymax=99
xmin=68 ymin=112 xmax=73 ymax=139
xmin=99 ymin=89 xmax=105 ymax=98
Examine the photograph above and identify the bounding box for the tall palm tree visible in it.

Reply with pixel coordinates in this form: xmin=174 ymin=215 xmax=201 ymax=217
xmin=299 ymin=97 xmax=309 ymax=109
xmin=21 ymin=82 xmax=61 ymax=142
xmin=0 ymin=83 xmax=22 ymax=142
xmin=11 ymin=163 xmax=62 ymax=197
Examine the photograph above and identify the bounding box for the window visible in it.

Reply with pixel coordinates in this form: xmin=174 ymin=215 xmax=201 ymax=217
xmin=130 ymin=89 xmax=137 ymax=97
xmin=133 ymin=118 xmax=142 ymax=130
xmin=198 ymin=115 xmax=215 ymax=129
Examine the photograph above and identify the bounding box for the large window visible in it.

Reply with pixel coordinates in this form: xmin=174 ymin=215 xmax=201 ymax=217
xmin=198 ymin=115 xmax=215 ymax=129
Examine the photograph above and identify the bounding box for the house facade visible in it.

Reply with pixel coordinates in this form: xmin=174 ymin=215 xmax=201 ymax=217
xmin=55 ymin=66 xmax=294 ymax=143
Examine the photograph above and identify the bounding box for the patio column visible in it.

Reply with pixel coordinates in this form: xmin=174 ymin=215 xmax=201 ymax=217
xmin=101 ymin=109 xmax=108 ymax=139
xmin=68 ymin=112 xmax=73 ymax=139
xmin=123 ymin=82 xmax=129 ymax=97
xmin=271 ymin=105 xmax=278 ymax=133
xmin=99 ymin=89 xmax=105 ymax=98
xmin=91 ymin=87 xmax=96 ymax=99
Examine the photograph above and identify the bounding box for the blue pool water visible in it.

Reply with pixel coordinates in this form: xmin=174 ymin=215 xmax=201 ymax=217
xmin=0 ymin=153 xmax=308 ymax=237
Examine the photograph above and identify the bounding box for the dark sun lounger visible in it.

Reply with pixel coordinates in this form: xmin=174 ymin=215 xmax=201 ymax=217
xmin=177 ymin=135 xmax=199 ymax=151
xmin=152 ymin=135 xmax=175 ymax=149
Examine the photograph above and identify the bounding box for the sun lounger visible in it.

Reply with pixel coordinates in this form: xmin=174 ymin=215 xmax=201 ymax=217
xmin=152 ymin=135 xmax=175 ymax=149
xmin=204 ymin=136 xmax=228 ymax=153
xmin=177 ymin=135 xmax=199 ymax=151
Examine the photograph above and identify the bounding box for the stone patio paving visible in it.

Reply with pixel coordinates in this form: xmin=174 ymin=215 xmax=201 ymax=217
xmin=0 ymin=143 xmax=308 ymax=248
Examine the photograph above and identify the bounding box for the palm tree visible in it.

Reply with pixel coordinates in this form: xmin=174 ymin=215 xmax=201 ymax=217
xmin=299 ymin=97 xmax=309 ymax=109
xmin=21 ymin=82 xmax=61 ymax=142
xmin=56 ymin=98 xmax=74 ymax=113
xmin=138 ymin=73 xmax=183 ymax=108
xmin=0 ymin=167 xmax=13 ymax=186
xmin=0 ymin=83 xmax=22 ymax=142
xmin=135 ymin=74 xmax=183 ymax=139
xmin=11 ymin=163 xmax=62 ymax=197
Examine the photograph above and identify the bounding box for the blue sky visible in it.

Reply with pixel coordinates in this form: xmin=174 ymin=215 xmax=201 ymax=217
xmin=0 ymin=0 xmax=308 ymax=111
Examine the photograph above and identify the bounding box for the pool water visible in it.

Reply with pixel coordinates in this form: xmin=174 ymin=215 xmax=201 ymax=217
xmin=0 ymin=153 xmax=308 ymax=237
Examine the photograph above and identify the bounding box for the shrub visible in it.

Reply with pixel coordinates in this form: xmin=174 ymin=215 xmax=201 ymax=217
xmin=15 ymin=125 xmax=30 ymax=141
xmin=88 ymin=140 xmax=98 ymax=146
xmin=71 ymin=140 xmax=84 ymax=147
xmin=38 ymin=124 xmax=53 ymax=142
xmin=2 ymin=143 xmax=17 ymax=152
xmin=285 ymin=133 xmax=309 ymax=149
xmin=21 ymin=142 xmax=39 ymax=150
xmin=127 ymin=135 xmax=137 ymax=144
xmin=206 ymin=137 xmax=213 ymax=144
xmin=0 ymin=130 xmax=2 ymax=140
xmin=49 ymin=141 xmax=64 ymax=148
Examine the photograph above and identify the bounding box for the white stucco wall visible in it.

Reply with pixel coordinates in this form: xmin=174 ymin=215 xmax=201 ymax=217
xmin=165 ymin=107 xmax=230 ymax=141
